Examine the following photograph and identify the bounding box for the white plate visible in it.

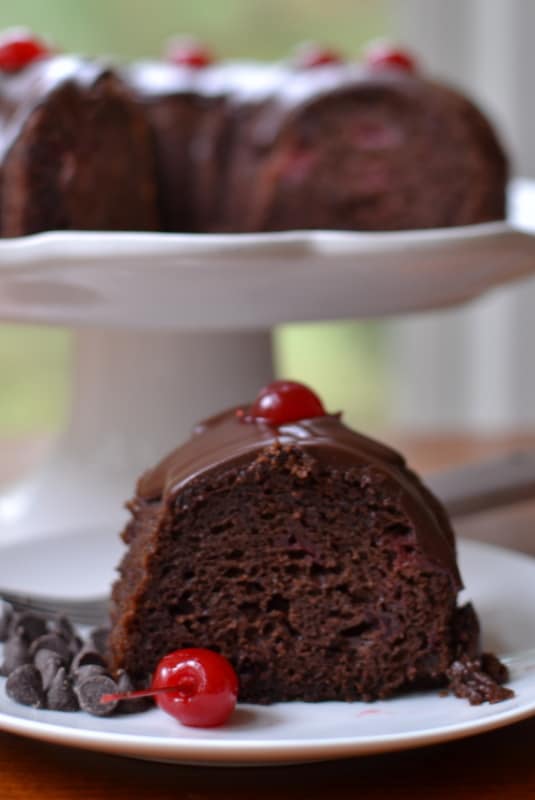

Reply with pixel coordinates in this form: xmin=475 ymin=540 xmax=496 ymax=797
xmin=0 ymin=181 xmax=534 ymax=330
xmin=0 ymin=535 xmax=535 ymax=766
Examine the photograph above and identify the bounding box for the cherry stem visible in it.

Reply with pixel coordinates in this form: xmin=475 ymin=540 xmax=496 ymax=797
xmin=100 ymin=678 xmax=197 ymax=705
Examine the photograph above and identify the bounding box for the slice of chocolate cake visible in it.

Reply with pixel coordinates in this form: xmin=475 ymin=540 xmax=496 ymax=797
xmin=109 ymin=381 xmax=511 ymax=704
xmin=0 ymin=54 xmax=159 ymax=236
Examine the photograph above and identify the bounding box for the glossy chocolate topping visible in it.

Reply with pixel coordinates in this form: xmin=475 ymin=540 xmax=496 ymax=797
xmin=138 ymin=407 xmax=461 ymax=584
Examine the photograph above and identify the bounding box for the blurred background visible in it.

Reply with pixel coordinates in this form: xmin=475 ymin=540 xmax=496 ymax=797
xmin=1 ymin=0 xmax=534 ymax=449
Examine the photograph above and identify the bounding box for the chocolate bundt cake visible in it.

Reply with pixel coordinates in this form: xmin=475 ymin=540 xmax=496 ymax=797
xmin=109 ymin=381 xmax=512 ymax=704
xmin=0 ymin=32 xmax=507 ymax=236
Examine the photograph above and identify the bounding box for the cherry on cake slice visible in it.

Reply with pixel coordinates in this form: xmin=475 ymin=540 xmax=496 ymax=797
xmin=108 ymin=381 xmax=512 ymax=705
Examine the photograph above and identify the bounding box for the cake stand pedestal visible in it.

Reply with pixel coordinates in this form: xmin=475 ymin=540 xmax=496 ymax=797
xmin=1 ymin=179 xmax=535 ymax=544
xmin=0 ymin=327 xmax=273 ymax=543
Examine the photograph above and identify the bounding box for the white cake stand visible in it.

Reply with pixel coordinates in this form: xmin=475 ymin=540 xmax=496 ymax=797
xmin=1 ymin=179 xmax=535 ymax=544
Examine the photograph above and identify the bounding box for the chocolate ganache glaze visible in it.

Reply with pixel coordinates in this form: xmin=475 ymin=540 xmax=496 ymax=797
xmin=137 ymin=407 xmax=461 ymax=586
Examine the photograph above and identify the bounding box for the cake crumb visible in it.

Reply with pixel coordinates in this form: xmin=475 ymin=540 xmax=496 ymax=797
xmin=446 ymin=654 xmax=514 ymax=705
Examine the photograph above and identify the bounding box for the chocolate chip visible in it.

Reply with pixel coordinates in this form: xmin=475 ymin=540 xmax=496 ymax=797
xmin=70 ymin=646 xmax=106 ymax=673
xmin=0 ymin=629 xmax=30 ymax=676
xmin=12 ymin=612 xmax=48 ymax=644
xmin=33 ymin=646 xmax=67 ymax=671
xmin=29 ymin=633 xmax=72 ymax=663
xmin=6 ymin=665 xmax=44 ymax=708
xmin=49 ymin=616 xmax=82 ymax=652
xmin=73 ymin=664 xmax=108 ymax=684
xmin=75 ymin=674 xmax=118 ymax=716
xmin=117 ymin=670 xmax=134 ymax=692
xmin=88 ymin=627 xmax=110 ymax=657
xmin=49 ymin=615 xmax=75 ymax=640
xmin=6 ymin=612 xmax=20 ymax=637
xmin=1 ymin=608 xmax=151 ymax=721
xmin=0 ymin=602 xmax=13 ymax=642
xmin=34 ymin=649 xmax=66 ymax=692
xmin=46 ymin=667 xmax=79 ymax=712
xmin=116 ymin=670 xmax=152 ymax=714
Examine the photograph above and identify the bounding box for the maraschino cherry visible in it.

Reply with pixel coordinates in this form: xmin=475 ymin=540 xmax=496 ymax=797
xmin=245 ymin=380 xmax=326 ymax=425
xmin=101 ymin=648 xmax=238 ymax=728
xmin=166 ymin=37 xmax=214 ymax=69
xmin=363 ymin=41 xmax=417 ymax=73
xmin=0 ymin=29 xmax=50 ymax=72
xmin=292 ymin=43 xmax=343 ymax=69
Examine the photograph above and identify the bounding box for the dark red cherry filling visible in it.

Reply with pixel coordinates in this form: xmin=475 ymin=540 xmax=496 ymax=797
xmin=101 ymin=648 xmax=238 ymax=728
xmin=166 ymin=38 xmax=214 ymax=68
xmin=293 ymin=43 xmax=343 ymax=69
xmin=363 ymin=42 xmax=417 ymax=73
xmin=0 ymin=29 xmax=50 ymax=72
xmin=246 ymin=380 xmax=326 ymax=425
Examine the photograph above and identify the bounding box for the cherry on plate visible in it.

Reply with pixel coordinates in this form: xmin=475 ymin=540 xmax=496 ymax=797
xmin=151 ymin=648 xmax=238 ymax=727
xmin=101 ymin=648 xmax=238 ymax=728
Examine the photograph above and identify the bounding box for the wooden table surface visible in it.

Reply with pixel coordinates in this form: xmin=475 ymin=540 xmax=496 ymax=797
xmin=2 ymin=432 xmax=535 ymax=800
